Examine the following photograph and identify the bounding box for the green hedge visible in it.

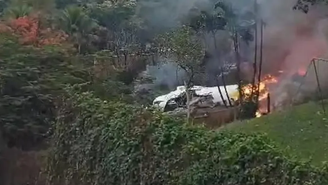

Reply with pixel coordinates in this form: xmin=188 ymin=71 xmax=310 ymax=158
xmin=46 ymin=88 xmax=328 ymax=185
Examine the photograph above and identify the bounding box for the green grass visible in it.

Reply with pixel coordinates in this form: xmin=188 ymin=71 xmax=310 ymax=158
xmin=222 ymin=101 xmax=328 ymax=166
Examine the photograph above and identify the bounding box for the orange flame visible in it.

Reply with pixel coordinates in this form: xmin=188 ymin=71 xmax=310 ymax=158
xmin=241 ymin=74 xmax=278 ymax=117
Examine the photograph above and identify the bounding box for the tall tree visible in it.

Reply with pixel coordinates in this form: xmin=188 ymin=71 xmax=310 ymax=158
xmin=214 ymin=0 xmax=255 ymax=101
xmin=197 ymin=10 xmax=231 ymax=106
xmin=58 ymin=5 xmax=97 ymax=53
xmin=157 ymin=26 xmax=204 ymax=87
xmin=87 ymin=1 xmax=144 ymax=65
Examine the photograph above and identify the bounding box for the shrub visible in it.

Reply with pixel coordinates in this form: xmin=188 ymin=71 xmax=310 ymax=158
xmin=46 ymin=87 xmax=328 ymax=185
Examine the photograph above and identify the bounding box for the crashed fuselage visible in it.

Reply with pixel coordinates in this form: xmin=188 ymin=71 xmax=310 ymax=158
xmin=153 ymin=85 xmax=239 ymax=111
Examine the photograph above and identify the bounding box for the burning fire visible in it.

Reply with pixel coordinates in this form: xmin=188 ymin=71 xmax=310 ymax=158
xmin=240 ymin=65 xmax=310 ymax=118
xmin=242 ymin=74 xmax=278 ymax=117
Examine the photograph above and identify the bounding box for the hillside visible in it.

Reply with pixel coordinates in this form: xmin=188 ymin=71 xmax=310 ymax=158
xmin=223 ymin=101 xmax=328 ymax=166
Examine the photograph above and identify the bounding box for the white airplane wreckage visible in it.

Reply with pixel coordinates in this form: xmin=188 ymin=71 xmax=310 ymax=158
xmin=153 ymin=85 xmax=240 ymax=116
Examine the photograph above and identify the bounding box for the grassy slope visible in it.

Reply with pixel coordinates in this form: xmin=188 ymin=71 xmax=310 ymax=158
xmin=223 ymin=101 xmax=328 ymax=166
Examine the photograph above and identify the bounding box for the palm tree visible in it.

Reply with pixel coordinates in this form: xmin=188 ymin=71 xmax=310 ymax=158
xmin=58 ymin=6 xmax=97 ymax=53
xmin=5 ymin=4 xmax=32 ymax=18
xmin=6 ymin=0 xmax=55 ymax=15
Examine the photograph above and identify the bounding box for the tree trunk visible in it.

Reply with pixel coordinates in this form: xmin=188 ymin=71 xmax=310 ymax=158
xmin=220 ymin=70 xmax=233 ymax=106
xmin=216 ymin=76 xmax=228 ymax=107
xmin=234 ymin=31 xmax=243 ymax=104
xmin=256 ymin=19 xmax=264 ymax=102
xmin=123 ymin=51 xmax=128 ymax=70
xmin=78 ymin=43 xmax=81 ymax=54
xmin=251 ymin=0 xmax=258 ymax=100
xmin=186 ymin=67 xmax=194 ymax=87
xmin=184 ymin=81 xmax=191 ymax=123
xmin=212 ymin=31 xmax=229 ymax=107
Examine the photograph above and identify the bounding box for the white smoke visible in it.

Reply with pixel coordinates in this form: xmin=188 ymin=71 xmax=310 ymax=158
xmin=137 ymin=0 xmax=328 ymax=106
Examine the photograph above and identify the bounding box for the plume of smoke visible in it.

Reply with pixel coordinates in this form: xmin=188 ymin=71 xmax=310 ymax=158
xmin=256 ymin=0 xmax=328 ymax=106
xmin=258 ymin=0 xmax=328 ymax=74
xmin=137 ymin=0 xmax=214 ymax=30
xmin=138 ymin=0 xmax=328 ymax=106
xmin=137 ymin=0 xmax=236 ymax=87
xmin=145 ymin=59 xmax=187 ymax=89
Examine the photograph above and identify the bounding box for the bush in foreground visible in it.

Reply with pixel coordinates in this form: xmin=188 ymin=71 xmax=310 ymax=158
xmin=46 ymin=88 xmax=328 ymax=185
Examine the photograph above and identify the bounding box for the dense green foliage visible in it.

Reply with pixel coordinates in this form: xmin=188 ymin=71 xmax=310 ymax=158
xmin=46 ymin=88 xmax=328 ymax=185
xmin=0 ymin=34 xmax=75 ymax=149
xmin=0 ymin=34 xmax=132 ymax=149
